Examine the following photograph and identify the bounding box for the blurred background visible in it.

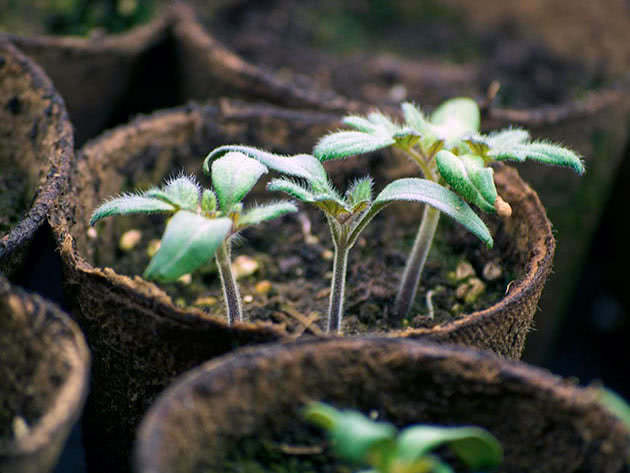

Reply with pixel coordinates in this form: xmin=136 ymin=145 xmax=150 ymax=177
xmin=2 ymin=1 xmax=630 ymax=471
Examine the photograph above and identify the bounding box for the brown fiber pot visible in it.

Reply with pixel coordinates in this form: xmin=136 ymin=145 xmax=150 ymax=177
xmin=0 ymin=41 xmax=74 ymax=280
xmin=0 ymin=8 xmax=173 ymax=145
xmin=50 ymin=100 xmax=553 ymax=472
xmin=176 ymin=0 xmax=630 ymax=362
xmin=135 ymin=337 xmax=630 ymax=473
xmin=0 ymin=275 xmax=90 ymax=473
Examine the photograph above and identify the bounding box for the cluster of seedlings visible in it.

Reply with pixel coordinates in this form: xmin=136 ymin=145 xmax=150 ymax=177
xmin=91 ymin=97 xmax=583 ymax=334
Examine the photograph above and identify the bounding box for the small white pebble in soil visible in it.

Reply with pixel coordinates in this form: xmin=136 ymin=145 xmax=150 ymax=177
xmin=369 ymin=410 xmax=379 ymax=420
xmin=12 ymin=416 xmax=29 ymax=439
xmin=119 ymin=229 xmax=142 ymax=252
xmin=233 ymin=255 xmax=259 ymax=279
xmin=389 ymin=84 xmax=407 ymax=102
xmin=255 ymin=280 xmax=272 ymax=294
xmin=243 ymin=294 xmax=254 ymax=303
xmin=194 ymin=296 xmax=218 ymax=307
xmin=455 ymin=261 xmax=475 ymax=281
xmin=177 ymin=274 xmax=192 ymax=285
xmin=482 ymin=261 xmax=503 ymax=281
xmin=175 ymin=298 xmax=186 ymax=308
xmin=146 ymin=239 xmax=161 ymax=257
xmin=321 ymin=249 xmax=334 ymax=261
xmin=305 ymin=234 xmax=319 ymax=245
xmin=295 ymin=268 xmax=304 ymax=276
xmin=465 ymin=278 xmax=486 ymax=304
xmin=324 ymin=271 xmax=333 ymax=280
xmin=87 ymin=227 xmax=98 ymax=239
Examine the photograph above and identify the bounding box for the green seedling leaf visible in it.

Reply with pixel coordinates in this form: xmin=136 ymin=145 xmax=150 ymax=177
xmin=201 ymin=189 xmax=217 ymax=213
xmin=484 ymin=128 xmax=530 ymax=148
xmin=144 ymin=211 xmax=232 ymax=282
xmin=346 ymin=177 xmax=373 ymax=208
xmin=211 ymin=152 xmax=268 ymax=212
xmin=342 ymin=115 xmax=382 ymax=134
xmin=490 ymin=141 xmax=585 ymax=174
xmin=396 ymin=425 xmax=502 ymax=471
xmin=430 ymin=97 xmax=480 ymax=144
xmin=204 ymin=145 xmax=328 ymax=186
xmin=373 ymin=178 xmax=493 ymax=247
xmin=367 ymin=111 xmax=398 ymax=133
xmin=401 ymin=102 xmax=434 ymax=137
xmin=90 ymin=194 xmax=175 ymax=225
xmin=239 ymin=201 xmax=298 ymax=227
xmin=314 ymin=131 xmax=396 ymax=161
xmin=393 ymin=128 xmax=421 ymax=148
xmin=267 ymin=178 xmax=316 ymax=202
xmin=597 ymin=387 xmax=630 ymax=429
xmin=145 ymin=175 xmax=200 ymax=211
xmin=305 ymin=404 xmax=396 ymax=464
xmin=313 ymin=195 xmax=352 ymax=218
xmin=436 ymin=150 xmax=496 ymax=213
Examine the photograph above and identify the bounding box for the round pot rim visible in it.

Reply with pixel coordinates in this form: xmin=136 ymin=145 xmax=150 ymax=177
xmin=0 ymin=277 xmax=90 ymax=456
xmin=56 ymin=100 xmax=554 ymax=342
xmin=0 ymin=40 xmax=74 ymax=264
xmin=136 ymin=336 xmax=630 ymax=470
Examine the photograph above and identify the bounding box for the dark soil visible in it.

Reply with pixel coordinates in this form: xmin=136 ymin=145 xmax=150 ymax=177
xmin=0 ymin=294 xmax=71 ymax=444
xmin=204 ymin=0 xmax=604 ymax=108
xmin=0 ymin=161 xmax=29 ymax=237
xmin=94 ymin=194 xmax=516 ymax=336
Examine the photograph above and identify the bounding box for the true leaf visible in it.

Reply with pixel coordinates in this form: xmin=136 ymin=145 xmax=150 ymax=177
xmin=144 ymin=211 xmax=232 ymax=282
xmin=239 ymin=202 xmax=298 ymax=227
xmin=490 ymin=141 xmax=584 ymax=174
xmin=201 ymin=189 xmax=217 ymax=213
xmin=204 ymin=145 xmax=328 ymax=186
xmin=396 ymin=426 xmax=502 ymax=471
xmin=485 ymin=128 xmax=530 ymax=148
xmin=90 ymin=195 xmax=175 ymax=225
xmin=314 ymin=131 xmax=395 ymax=161
xmin=145 ymin=175 xmax=200 ymax=211
xmin=401 ymin=102 xmax=434 ymax=137
xmin=373 ymin=178 xmax=493 ymax=247
xmin=367 ymin=111 xmax=398 ymax=133
xmin=211 ymin=152 xmax=268 ymax=211
xmin=267 ymin=178 xmax=316 ymax=202
xmin=342 ymin=115 xmax=381 ymax=134
xmin=346 ymin=177 xmax=373 ymax=207
xmin=430 ymin=97 xmax=480 ymax=144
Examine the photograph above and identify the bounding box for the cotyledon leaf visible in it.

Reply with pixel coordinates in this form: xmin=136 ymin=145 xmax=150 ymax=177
xmin=372 ymin=178 xmax=493 ymax=247
xmin=90 ymin=195 xmax=175 ymax=225
xmin=144 ymin=211 xmax=232 ymax=282
xmin=490 ymin=141 xmax=585 ymax=174
xmin=238 ymin=201 xmax=298 ymax=227
xmin=204 ymin=145 xmax=328 ymax=186
xmin=314 ymin=131 xmax=395 ymax=161
xmin=144 ymin=175 xmax=200 ymax=211
xmin=211 ymin=152 xmax=268 ymax=211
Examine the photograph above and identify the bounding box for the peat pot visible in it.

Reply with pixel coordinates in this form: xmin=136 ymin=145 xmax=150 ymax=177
xmin=135 ymin=337 xmax=630 ymax=473
xmin=0 ymin=41 xmax=74 ymax=281
xmin=181 ymin=0 xmax=630 ymax=361
xmin=51 ymin=100 xmax=554 ymax=472
xmin=0 ymin=7 xmax=174 ymax=145
xmin=0 ymin=275 xmax=90 ymax=473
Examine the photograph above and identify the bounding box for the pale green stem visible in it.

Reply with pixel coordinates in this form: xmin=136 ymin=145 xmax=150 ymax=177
xmin=394 ymin=204 xmax=441 ymax=317
xmin=327 ymin=241 xmax=350 ymax=334
xmin=215 ymin=240 xmax=243 ymax=325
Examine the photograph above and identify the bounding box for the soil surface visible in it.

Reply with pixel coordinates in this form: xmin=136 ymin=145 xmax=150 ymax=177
xmin=203 ymin=0 xmax=604 ymax=108
xmin=94 ymin=195 xmax=517 ymax=335
xmin=0 ymin=294 xmax=71 ymax=445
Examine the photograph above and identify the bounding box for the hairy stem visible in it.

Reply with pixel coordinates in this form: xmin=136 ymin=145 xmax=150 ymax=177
xmin=215 ymin=240 xmax=243 ymax=324
xmin=394 ymin=204 xmax=441 ymax=317
xmin=327 ymin=243 xmax=350 ymax=334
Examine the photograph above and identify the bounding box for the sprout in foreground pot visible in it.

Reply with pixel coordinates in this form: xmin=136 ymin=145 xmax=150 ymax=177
xmin=204 ymin=146 xmax=492 ymax=333
xmin=305 ymin=403 xmax=503 ymax=473
xmin=314 ymin=98 xmax=584 ymax=316
xmin=90 ymin=151 xmax=297 ymax=324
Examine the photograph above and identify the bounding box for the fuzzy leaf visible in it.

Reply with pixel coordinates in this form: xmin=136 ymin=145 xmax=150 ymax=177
xmin=313 ymin=195 xmax=351 ymax=217
xmin=204 ymin=145 xmax=328 ymax=186
xmin=239 ymin=202 xmax=298 ymax=227
xmin=346 ymin=177 xmax=373 ymax=207
xmin=485 ymin=128 xmax=530 ymax=148
xmin=267 ymin=178 xmax=316 ymax=202
xmin=342 ymin=115 xmax=381 ymax=134
xmin=144 ymin=211 xmax=232 ymax=282
xmin=396 ymin=426 xmax=502 ymax=471
xmin=201 ymin=189 xmax=217 ymax=213
xmin=211 ymin=152 xmax=268 ymax=211
xmin=490 ymin=141 xmax=584 ymax=174
xmin=430 ymin=98 xmax=480 ymax=145
xmin=436 ymin=151 xmax=496 ymax=213
xmin=90 ymin=195 xmax=175 ymax=225
xmin=304 ymin=403 xmax=396 ymax=464
xmin=367 ymin=111 xmax=398 ymax=133
xmin=145 ymin=175 xmax=200 ymax=211
xmin=401 ymin=102 xmax=434 ymax=137
xmin=314 ymin=131 xmax=395 ymax=161
xmin=373 ymin=178 xmax=493 ymax=247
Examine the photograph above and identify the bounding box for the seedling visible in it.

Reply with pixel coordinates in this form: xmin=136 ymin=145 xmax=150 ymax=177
xmin=204 ymin=146 xmax=491 ymax=333
xmin=304 ymin=403 xmax=503 ymax=473
xmin=90 ymin=151 xmax=297 ymax=324
xmin=314 ymin=98 xmax=584 ymax=316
